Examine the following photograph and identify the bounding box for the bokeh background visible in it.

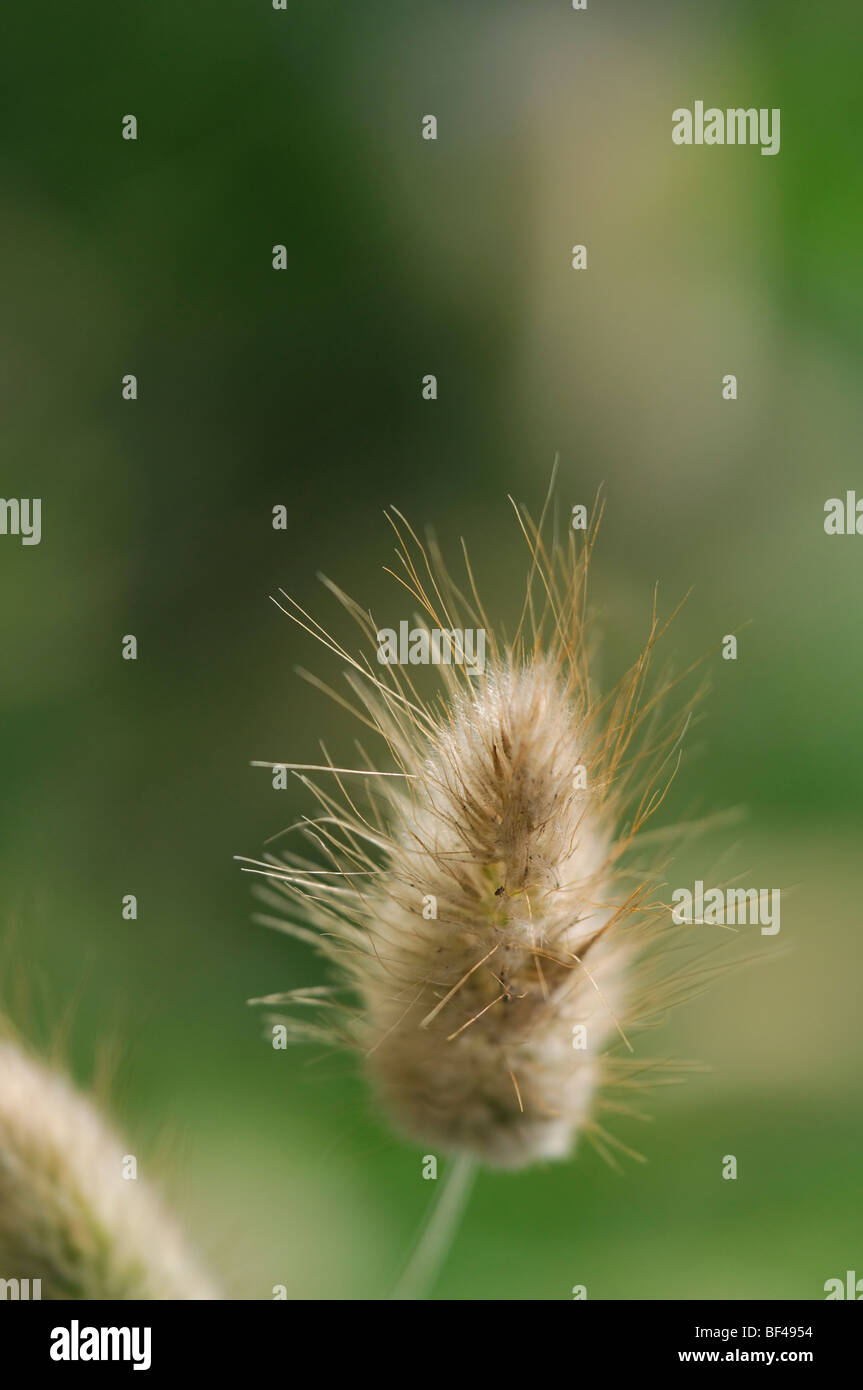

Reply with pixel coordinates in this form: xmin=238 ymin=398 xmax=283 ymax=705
xmin=1 ymin=0 xmax=861 ymax=1298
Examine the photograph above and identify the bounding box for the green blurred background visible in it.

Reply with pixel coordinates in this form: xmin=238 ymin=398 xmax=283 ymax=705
xmin=1 ymin=0 xmax=861 ymax=1298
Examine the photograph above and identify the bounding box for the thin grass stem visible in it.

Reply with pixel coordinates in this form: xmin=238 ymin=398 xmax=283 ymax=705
xmin=390 ymin=1155 xmax=476 ymax=1301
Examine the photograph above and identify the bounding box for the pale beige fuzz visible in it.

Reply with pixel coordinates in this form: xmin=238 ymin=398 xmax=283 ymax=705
xmin=0 ymin=1042 xmax=218 ymax=1299
xmin=250 ymin=503 xmax=701 ymax=1170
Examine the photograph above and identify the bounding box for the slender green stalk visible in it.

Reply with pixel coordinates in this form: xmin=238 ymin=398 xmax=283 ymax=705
xmin=390 ymin=1155 xmax=476 ymax=1301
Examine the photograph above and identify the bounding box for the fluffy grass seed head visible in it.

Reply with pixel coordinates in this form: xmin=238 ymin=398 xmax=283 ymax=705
xmin=247 ymin=494 xmax=704 ymax=1170
xmin=0 ymin=1038 xmax=218 ymax=1299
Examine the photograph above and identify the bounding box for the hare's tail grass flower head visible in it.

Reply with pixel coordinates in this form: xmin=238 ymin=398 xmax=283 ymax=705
xmin=0 ymin=1037 xmax=219 ymax=1298
xmin=245 ymin=490 xmax=707 ymax=1172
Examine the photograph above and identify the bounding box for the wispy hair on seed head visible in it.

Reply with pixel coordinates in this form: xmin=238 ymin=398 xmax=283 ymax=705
xmin=243 ymin=477 xmax=716 ymax=1170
